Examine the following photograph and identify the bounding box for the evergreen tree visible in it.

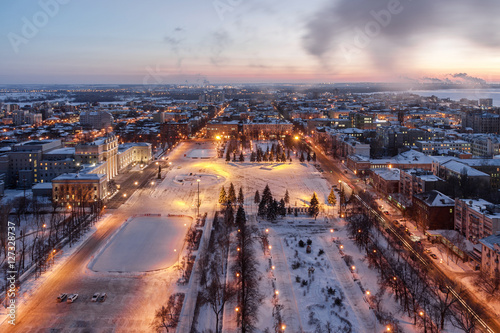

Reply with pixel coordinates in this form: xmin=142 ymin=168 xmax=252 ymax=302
xmin=235 ymin=205 xmax=247 ymax=226
xmin=219 ymin=187 xmax=227 ymax=205
xmin=299 ymin=152 xmax=305 ymax=162
xmin=250 ymin=151 xmax=256 ymax=162
xmin=233 ymin=152 xmax=237 ymax=162
xmin=239 ymin=152 xmax=245 ymax=162
xmin=228 ymin=183 xmax=236 ymax=203
xmin=328 ymin=189 xmax=337 ymax=207
xmin=307 ymin=151 xmax=311 ymax=162
xmin=254 ymin=190 xmax=260 ymax=205
xmin=308 ymin=192 xmax=320 ymax=220
xmin=226 ymin=150 xmax=231 ymax=162
xmin=238 ymin=187 xmax=244 ymax=206
xmin=224 ymin=202 xmax=234 ymax=226
xmin=287 ymin=149 xmax=290 ymax=160
xmin=280 ymin=152 xmax=286 ymax=162
xmin=267 ymin=199 xmax=278 ymax=221
xmin=312 ymin=152 xmax=317 ymax=162
xmin=279 ymin=198 xmax=286 ymax=217
xmin=284 ymin=189 xmax=290 ymax=206
xmin=258 ymin=199 xmax=267 ymax=217
xmin=261 ymin=184 xmax=272 ymax=206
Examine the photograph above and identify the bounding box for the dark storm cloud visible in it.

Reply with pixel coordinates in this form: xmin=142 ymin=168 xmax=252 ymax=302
xmin=302 ymin=0 xmax=500 ymax=68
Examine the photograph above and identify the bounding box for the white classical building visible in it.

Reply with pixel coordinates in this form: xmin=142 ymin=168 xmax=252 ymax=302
xmin=75 ymin=135 xmax=118 ymax=181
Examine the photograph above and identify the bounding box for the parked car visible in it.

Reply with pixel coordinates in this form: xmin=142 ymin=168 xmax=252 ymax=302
xmin=92 ymin=293 xmax=100 ymax=302
xmin=56 ymin=293 xmax=67 ymax=303
xmin=67 ymin=294 xmax=78 ymax=303
xmin=384 ymin=211 xmax=390 ymax=215
xmin=98 ymin=293 xmax=107 ymax=302
xmin=430 ymin=254 xmax=438 ymax=260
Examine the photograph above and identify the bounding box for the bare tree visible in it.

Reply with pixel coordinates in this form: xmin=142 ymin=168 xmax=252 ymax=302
xmin=451 ymin=302 xmax=480 ymax=333
xmin=151 ymin=298 xmax=179 ymax=332
xmin=201 ymin=258 xmax=237 ymax=333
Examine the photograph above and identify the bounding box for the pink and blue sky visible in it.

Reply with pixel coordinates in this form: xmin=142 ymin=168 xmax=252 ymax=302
xmin=1 ymin=0 xmax=499 ymax=84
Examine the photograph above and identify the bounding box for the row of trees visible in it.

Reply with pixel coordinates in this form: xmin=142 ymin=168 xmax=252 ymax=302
xmin=346 ymin=197 xmax=484 ymax=332
xmin=0 ymin=196 xmax=103 ymax=295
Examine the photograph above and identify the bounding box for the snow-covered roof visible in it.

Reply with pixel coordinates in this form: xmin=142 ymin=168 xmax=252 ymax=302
xmin=479 ymin=234 xmax=500 ymax=251
xmin=53 ymin=173 xmax=105 ymax=181
xmin=372 ymin=168 xmax=400 ymax=181
xmin=457 ymin=199 xmax=500 ymax=218
xmin=44 ymin=147 xmax=76 ymax=155
xmin=442 ymin=161 xmax=489 ymax=177
xmin=414 ymin=190 xmax=454 ymax=207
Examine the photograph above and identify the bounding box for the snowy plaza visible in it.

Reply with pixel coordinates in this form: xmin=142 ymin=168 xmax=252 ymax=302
xmin=1 ymin=140 xmax=438 ymax=332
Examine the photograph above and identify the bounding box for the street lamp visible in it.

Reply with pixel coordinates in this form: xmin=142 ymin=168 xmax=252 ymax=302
xmin=197 ymin=178 xmax=201 ymax=217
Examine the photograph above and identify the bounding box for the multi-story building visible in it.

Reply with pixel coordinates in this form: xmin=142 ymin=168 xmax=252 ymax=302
xmin=0 ymin=139 xmax=62 ymax=187
xmin=462 ymin=112 xmax=500 ymax=134
xmin=117 ymin=142 xmax=153 ymax=170
xmin=38 ymin=147 xmax=78 ymax=183
xmin=75 ymin=135 xmax=118 ymax=181
xmin=52 ymin=173 xmax=108 ymax=206
xmin=370 ymin=168 xmax=400 ymax=196
xmin=399 ymin=169 xmax=444 ymax=205
xmin=455 ymin=198 xmax=500 ymax=243
xmin=479 ymin=98 xmax=493 ymax=108
xmin=79 ymin=110 xmax=114 ymax=130
xmin=413 ymin=190 xmax=455 ymax=231
xmin=479 ymin=235 xmax=500 ymax=278
xmin=470 ymin=135 xmax=500 ymax=158
xmin=242 ymin=121 xmax=293 ymax=138
xmin=161 ymin=121 xmax=192 ymax=142
xmin=415 ymin=140 xmax=471 ymax=155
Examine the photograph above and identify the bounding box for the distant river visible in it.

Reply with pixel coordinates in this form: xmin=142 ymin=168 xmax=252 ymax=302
xmin=404 ymin=88 xmax=500 ymax=107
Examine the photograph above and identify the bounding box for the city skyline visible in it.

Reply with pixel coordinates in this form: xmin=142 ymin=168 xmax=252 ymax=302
xmin=1 ymin=0 xmax=500 ymax=84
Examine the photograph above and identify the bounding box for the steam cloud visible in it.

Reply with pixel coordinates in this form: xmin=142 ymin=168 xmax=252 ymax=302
xmin=302 ymin=0 xmax=500 ymax=71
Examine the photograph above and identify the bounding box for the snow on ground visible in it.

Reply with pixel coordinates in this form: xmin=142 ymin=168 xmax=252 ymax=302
xmin=0 ymin=214 xmax=113 ymax=325
xmin=188 ymin=140 xmax=423 ymax=332
xmin=90 ymin=216 xmax=190 ymax=272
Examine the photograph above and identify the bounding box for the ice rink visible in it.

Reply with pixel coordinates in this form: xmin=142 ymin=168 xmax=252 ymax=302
xmin=91 ymin=216 xmax=191 ymax=272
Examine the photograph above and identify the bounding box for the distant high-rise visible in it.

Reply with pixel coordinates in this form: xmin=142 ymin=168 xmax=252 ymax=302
xmin=79 ymin=110 xmax=114 ymax=130
xmin=479 ymin=98 xmax=493 ymax=108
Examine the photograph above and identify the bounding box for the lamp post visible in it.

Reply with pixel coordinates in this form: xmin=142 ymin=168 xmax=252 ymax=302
xmin=197 ymin=178 xmax=201 ymax=217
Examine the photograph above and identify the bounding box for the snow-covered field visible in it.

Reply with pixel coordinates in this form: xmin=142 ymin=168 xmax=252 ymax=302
xmin=90 ymin=216 xmax=190 ymax=273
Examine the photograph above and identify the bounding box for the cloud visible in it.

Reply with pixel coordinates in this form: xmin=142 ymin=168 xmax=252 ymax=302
xmin=302 ymin=0 xmax=500 ymax=71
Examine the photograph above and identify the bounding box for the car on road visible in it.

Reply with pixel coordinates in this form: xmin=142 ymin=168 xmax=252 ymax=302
xmin=430 ymin=253 xmax=438 ymax=260
xmin=67 ymin=294 xmax=78 ymax=303
xmin=92 ymin=293 xmax=100 ymax=302
xmin=384 ymin=211 xmax=390 ymax=215
xmin=56 ymin=293 xmax=67 ymax=302
xmin=98 ymin=293 xmax=107 ymax=302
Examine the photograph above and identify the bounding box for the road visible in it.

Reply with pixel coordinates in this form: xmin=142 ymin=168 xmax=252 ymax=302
xmin=1 ymin=142 xmax=201 ymax=332
xmin=307 ymin=141 xmax=500 ymax=333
